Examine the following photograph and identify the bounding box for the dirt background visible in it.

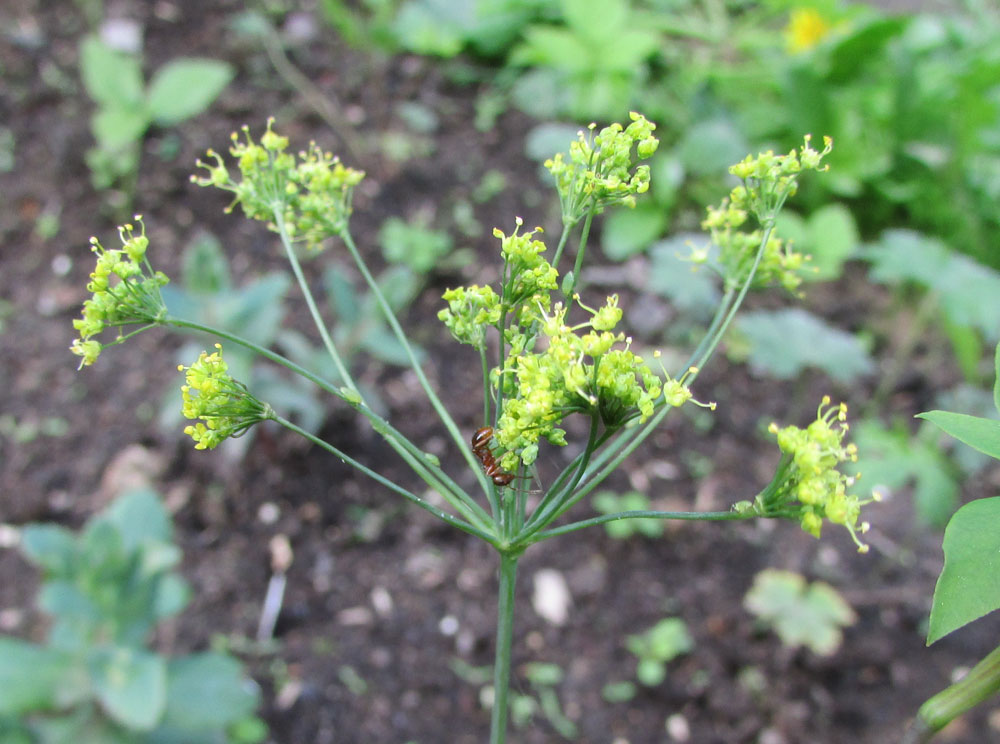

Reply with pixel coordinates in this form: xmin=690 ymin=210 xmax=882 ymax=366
xmin=2 ymin=1 xmax=1000 ymax=742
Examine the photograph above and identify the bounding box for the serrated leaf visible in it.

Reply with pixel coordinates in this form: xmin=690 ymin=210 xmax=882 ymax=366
xmin=733 ymin=308 xmax=873 ymax=382
xmin=917 ymin=411 xmax=1000 ymax=461
xmin=147 ymin=59 xmax=233 ymax=125
xmin=89 ymin=647 xmax=167 ymax=730
xmin=744 ymin=569 xmax=855 ymax=656
xmin=927 ymin=497 xmax=1000 ymax=644
xmin=79 ymin=36 xmax=144 ymax=107
xmin=862 ymin=230 xmax=1000 ymax=340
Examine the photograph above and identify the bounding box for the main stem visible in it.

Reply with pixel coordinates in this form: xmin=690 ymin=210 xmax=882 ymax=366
xmin=489 ymin=551 xmax=519 ymax=744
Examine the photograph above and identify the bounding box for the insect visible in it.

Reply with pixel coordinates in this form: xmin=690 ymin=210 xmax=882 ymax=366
xmin=471 ymin=426 xmax=515 ymax=486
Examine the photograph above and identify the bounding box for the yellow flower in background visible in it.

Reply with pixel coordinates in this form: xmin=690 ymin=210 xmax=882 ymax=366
xmin=785 ymin=8 xmax=832 ymax=53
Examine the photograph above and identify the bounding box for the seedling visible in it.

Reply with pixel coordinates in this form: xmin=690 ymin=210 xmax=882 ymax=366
xmin=79 ymin=34 xmax=233 ymax=200
xmin=625 ymin=617 xmax=694 ymax=687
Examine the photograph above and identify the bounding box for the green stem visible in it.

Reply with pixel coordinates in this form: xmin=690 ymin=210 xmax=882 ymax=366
xmin=518 ymin=414 xmax=601 ymax=539
xmin=549 ymin=223 xmax=574 ymax=275
xmin=489 ymin=552 xmax=519 ymax=744
xmin=338 ymin=228 xmax=491 ymax=493
xmin=273 ymin=210 xmax=359 ymax=397
xmin=906 ymin=642 xmax=1000 ymax=743
xmin=526 ymin=508 xmax=748 ymax=544
xmin=567 ymin=208 xmax=596 ymax=298
xmin=551 ymin=222 xmax=777 ymax=509
xmin=165 ymin=317 xmax=492 ymax=526
xmin=273 ymin=414 xmax=496 ymax=543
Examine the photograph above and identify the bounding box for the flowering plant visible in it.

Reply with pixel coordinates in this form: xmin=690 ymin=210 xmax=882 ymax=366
xmin=72 ymin=114 xmax=871 ymax=741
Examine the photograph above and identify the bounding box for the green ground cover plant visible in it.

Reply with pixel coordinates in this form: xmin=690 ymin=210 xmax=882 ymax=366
xmin=67 ymin=112 xmax=876 ymax=741
xmin=0 ymin=489 xmax=263 ymax=744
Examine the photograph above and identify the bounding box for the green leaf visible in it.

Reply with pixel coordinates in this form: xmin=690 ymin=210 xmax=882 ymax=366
xmin=917 ymin=411 xmax=1000 ymax=461
xmin=0 ymin=638 xmax=76 ymax=714
xmin=744 ymin=569 xmax=856 ymax=656
xmin=927 ymin=497 xmax=1000 ymax=644
xmin=146 ymin=59 xmax=234 ymax=125
xmin=89 ymin=647 xmax=167 ymax=730
xmin=601 ymin=205 xmax=666 ymax=261
xmin=732 ymin=308 xmax=873 ymax=382
xmin=160 ymin=653 xmax=258 ymax=731
xmin=79 ymin=36 xmax=144 ymax=108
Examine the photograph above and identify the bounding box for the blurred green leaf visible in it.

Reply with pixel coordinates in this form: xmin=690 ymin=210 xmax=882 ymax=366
xmin=601 ymin=205 xmax=666 ymax=261
xmin=853 ymin=420 xmax=957 ymax=528
xmin=160 ymin=653 xmax=259 ymax=731
xmin=863 ymin=230 xmax=1000 ymax=341
xmin=744 ymin=569 xmax=856 ymax=656
xmin=0 ymin=639 xmax=76 ymax=715
xmin=181 ymin=233 xmax=232 ymax=294
xmin=92 ymin=106 xmax=150 ymax=149
xmin=147 ymin=59 xmax=234 ymax=125
xmin=732 ymin=308 xmax=873 ymax=382
xmin=80 ymin=36 xmax=144 ymax=107
xmin=776 ymin=204 xmax=858 ymax=281
xmin=89 ymin=647 xmax=167 ymax=730
xmin=646 ymin=235 xmax=720 ymax=316
xmin=104 ymin=488 xmax=172 ymax=549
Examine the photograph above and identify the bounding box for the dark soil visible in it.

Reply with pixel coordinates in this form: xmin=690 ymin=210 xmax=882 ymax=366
xmin=2 ymin=1 xmax=999 ymax=743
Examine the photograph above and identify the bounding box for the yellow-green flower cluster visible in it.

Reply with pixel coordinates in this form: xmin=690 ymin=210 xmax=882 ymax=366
xmin=497 ymin=220 xmax=559 ymax=314
xmin=179 ymin=345 xmax=272 ymax=450
xmin=689 ymin=135 xmax=832 ymax=292
xmin=544 ymin=112 xmax=659 ymax=226
xmin=192 ymin=119 xmax=365 ymax=251
xmin=71 ymin=217 xmax=169 ymax=368
xmin=737 ymin=397 xmax=875 ymax=552
xmin=494 ymin=295 xmax=668 ymax=471
xmin=700 ymin=198 xmax=808 ymax=293
xmin=728 ymin=134 xmax=833 ymax=225
xmin=438 ymin=284 xmax=501 ymax=349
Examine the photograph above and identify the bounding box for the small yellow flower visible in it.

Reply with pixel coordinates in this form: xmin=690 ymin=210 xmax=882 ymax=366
xmin=785 ymin=8 xmax=832 ymax=53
